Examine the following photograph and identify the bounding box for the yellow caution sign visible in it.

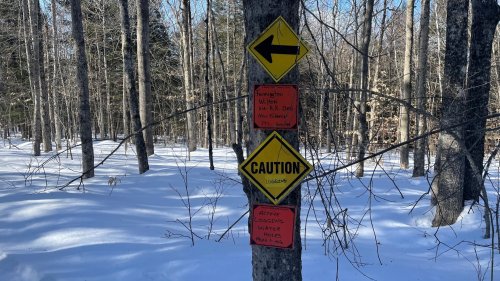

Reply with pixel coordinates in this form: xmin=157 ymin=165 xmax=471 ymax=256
xmin=247 ymin=16 xmax=309 ymax=82
xmin=239 ymin=131 xmax=313 ymax=205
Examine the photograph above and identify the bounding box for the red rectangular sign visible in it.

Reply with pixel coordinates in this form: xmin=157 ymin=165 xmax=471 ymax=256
xmin=253 ymin=84 xmax=298 ymax=130
xmin=250 ymin=204 xmax=296 ymax=249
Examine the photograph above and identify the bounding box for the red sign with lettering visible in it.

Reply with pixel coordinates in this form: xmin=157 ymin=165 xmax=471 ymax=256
xmin=253 ymin=84 xmax=298 ymax=130
xmin=250 ymin=204 xmax=296 ymax=249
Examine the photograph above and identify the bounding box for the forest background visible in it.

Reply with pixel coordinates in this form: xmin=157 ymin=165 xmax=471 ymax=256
xmin=0 ymin=0 xmax=500 ymax=279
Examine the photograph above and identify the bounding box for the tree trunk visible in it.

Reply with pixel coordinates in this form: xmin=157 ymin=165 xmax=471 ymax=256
xmin=432 ymin=0 xmax=469 ymax=227
xmin=210 ymin=12 xmax=235 ymax=146
xmin=181 ymin=0 xmax=196 ymax=152
xmin=243 ymin=0 xmax=302 ymax=280
xmin=39 ymin=10 xmax=52 ymax=152
xmin=102 ymin=0 xmax=111 ymax=140
xmin=136 ymin=0 xmax=155 ymax=156
xmin=205 ymin=0 xmax=214 ymax=170
xmin=119 ymin=0 xmax=149 ymax=174
xmin=96 ymin=40 xmax=105 ymax=140
xmin=70 ymin=0 xmax=94 ymax=178
xmin=399 ymin=0 xmax=414 ymax=169
xmin=355 ymin=0 xmax=374 ymax=178
xmin=463 ymin=0 xmax=500 ymax=201
xmin=345 ymin=53 xmax=356 ymax=160
xmin=412 ymin=0 xmax=430 ymax=177
xmin=368 ymin=0 xmax=387 ymax=150
xmin=51 ymin=0 xmax=62 ymax=150
xmin=24 ymin=0 xmax=41 ymax=156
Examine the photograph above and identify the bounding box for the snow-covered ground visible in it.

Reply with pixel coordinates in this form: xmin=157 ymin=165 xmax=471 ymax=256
xmin=0 ymin=138 xmax=499 ymax=281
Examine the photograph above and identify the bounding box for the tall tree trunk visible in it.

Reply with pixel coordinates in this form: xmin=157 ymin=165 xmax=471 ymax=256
xmin=399 ymin=0 xmax=414 ymax=169
xmin=345 ymin=53 xmax=356 ymax=160
xmin=120 ymin=0 xmax=149 ymax=174
xmin=243 ymin=0 xmax=302 ymax=280
xmin=102 ymin=0 xmax=111 ymax=140
xmin=463 ymin=0 xmax=500 ymax=201
xmin=432 ymin=0 xmax=469 ymax=227
xmin=51 ymin=0 xmax=62 ymax=150
xmin=70 ymin=0 xmax=94 ymax=178
xmin=136 ymin=0 xmax=154 ymax=156
xmin=210 ymin=13 xmax=234 ymax=145
xmin=96 ymin=40 xmax=105 ymax=140
xmin=181 ymin=0 xmax=196 ymax=152
xmin=21 ymin=0 xmax=40 ymax=156
xmin=37 ymin=4 xmax=52 ymax=153
xmin=412 ymin=0 xmax=430 ymax=177
xmin=369 ymin=0 xmax=387 ymax=150
xmin=205 ymin=0 xmax=214 ymax=170
xmin=355 ymin=0 xmax=374 ymax=178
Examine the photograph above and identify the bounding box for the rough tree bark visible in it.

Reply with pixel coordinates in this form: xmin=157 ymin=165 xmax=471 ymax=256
xmin=399 ymin=0 xmax=414 ymax=169
xmin=102 ymin=0 xmax=111 ymax=140
xmin=368 ymin=0 xmax=387 ymax=149
xmin=36 ymin=1 xmax=52 ymax=153
xmin=23 ymin=0 xmax=41 ymax=156
xmin=243 ymin=0 xmax=302 ymax=280
xmin=432 ymin=0 xmax=469 ymax=227
xmin=119 ymin=0 xmax=149 ymax=174
xmin=181 ymin=0 xmax=197 ymax=152
xmin=70 ymin=0 xmax=94 ymax=178
xmin=51 ymin=0 xmax=62 ymax=150
xmin=205 ymin=0 xmax=214 ymax=170
xmin=136 ymin=0 xmax=155 ymax=156
xmin=355 ymin=0 xmax=374 ymax=178
xmin=412 ymin=0 xmax=430 ymax=177
xmin=463 ymin=0 xmax=500 ymax=201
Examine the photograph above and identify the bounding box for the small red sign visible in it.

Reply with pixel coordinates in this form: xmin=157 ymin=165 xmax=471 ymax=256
xmin=250 ymin=204 xmax=296 ymax=249
xmin=253 ymin=84 xmax=298 ymax=130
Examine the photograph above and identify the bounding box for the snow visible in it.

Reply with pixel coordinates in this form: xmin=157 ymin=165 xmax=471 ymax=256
xmin=0 ymin=138 xmax=499 ymax=281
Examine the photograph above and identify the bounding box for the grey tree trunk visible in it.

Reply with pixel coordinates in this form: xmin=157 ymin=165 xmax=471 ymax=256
xmin=96 ymin=40 xmax=105 ymax=140
xmin=70 ymin=0 xmax=94 ymax=178
xmin=205 ymin=0 xmax=214 ymax=170
xmin=136 ymin=0 xmax=154 ymax=156
xmin=432 ymin=0 xmax=469 ymax=227
xmin=243 ymin=0 xmax=302 ymax=280
xmin=102 ymin=0 xmax=111 ymax=140
xmin=181 ymin=0 xmax=196 ymax=152
xmin=51 ymin=0 xmax=62 ymax=150
xmin=399 ymin=0 xmax=414 ymax=169
xmin=412 ymin=0 xmax=430 ymax=177
xmin=36 ymin=2 xmax=52 ymax=153
xmin=355 ymin=0 xmax=374 ymax=178
xmin=119 ymin=0 xmax=149 ymax=174
xmin=368 ymin=0 xmax=387 ymax=149
xmin=463 ymin=0 xmax=500 ymax=201
xmin=21 ymin=0 xmax=40 ymax=156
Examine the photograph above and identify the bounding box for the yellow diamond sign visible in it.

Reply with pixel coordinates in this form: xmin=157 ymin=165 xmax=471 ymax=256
xmin=247 ymin=16 xmax=309 ymax=82
xmin=239 ymin=131 xmax=313 ymax=205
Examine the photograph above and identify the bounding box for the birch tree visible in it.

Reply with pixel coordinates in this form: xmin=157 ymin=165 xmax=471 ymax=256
xmin=399 ymin=0 xmax=414 ymax=169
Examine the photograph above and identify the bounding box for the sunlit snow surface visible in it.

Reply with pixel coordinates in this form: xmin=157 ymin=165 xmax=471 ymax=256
xmin=0 ymin=138 xmax=499 ymax=281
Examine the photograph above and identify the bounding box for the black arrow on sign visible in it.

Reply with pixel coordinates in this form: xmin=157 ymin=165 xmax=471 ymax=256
xmin=254 ymin=35 xmax=300 ymax=64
